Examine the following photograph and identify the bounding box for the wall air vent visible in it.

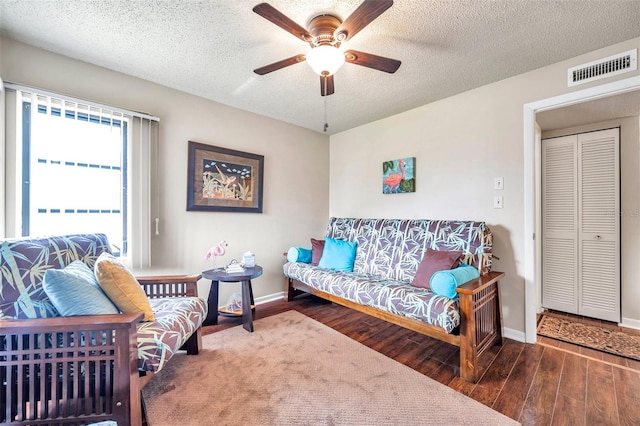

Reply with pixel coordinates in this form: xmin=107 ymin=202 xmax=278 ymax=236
xmin=567 ymin=49 xmax=637 ymax=87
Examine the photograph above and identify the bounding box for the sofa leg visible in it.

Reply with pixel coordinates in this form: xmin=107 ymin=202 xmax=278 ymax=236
xmin=185 ymin=328 xmax=202 ymax=355
xmin=286 ymin=277 xmax=297 ymax=301
xmin=459 ymin=337 xmax=479 ymax=383
xmin=141 ymin=391 xmax=149 ymax=426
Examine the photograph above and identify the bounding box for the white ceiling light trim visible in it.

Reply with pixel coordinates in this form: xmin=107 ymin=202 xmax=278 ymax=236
xmin=306 ymin=45 xmax=345 ymax=76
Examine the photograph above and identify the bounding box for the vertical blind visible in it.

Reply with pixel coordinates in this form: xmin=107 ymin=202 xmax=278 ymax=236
xmin=2 ymin=82 xmax=160 ymax=269
xmin=0 ymin=77 xmax=5 ymax=238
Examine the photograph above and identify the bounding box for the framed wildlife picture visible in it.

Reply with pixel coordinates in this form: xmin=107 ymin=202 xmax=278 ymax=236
xmin=382 ymin=157 xmax=415 ymax=194
xmin=187 ymin=141 xmax=264 ymax=213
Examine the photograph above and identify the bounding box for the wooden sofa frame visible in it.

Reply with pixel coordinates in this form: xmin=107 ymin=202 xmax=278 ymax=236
xmin=1 ymin=274 xmax=202 ymax=426
xmin=287 ymin=270 xmax=505 ymax=382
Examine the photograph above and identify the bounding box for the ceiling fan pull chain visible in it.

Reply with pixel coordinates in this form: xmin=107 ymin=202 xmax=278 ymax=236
xmin=323 ymin=90 xmax=329 ymax=132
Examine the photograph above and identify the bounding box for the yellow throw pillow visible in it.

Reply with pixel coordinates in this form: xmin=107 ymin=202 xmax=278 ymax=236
xmin=94 ymin=252 xmax=155 ymax=321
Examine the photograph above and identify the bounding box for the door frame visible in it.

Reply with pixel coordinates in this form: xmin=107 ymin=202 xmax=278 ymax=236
xmin=523 ymin=75 xmax=640 ymax=343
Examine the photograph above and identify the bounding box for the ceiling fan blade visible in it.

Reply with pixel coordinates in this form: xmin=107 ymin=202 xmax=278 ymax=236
xmin=320 ymin=75 xmax=335 ymax=96
xmin=334 ymin=0 xmax=394 ymax=42
xmin=253 ymin=3 xmax=313 ymax=42
xmin=254 ymin=54 xmax=306 ymax=75
xmin=344 ymin=50 xmax=401 ymax=73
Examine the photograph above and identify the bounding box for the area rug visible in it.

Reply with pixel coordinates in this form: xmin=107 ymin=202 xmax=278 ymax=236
xmin=537 ymin=314 xmax=640 ymax=361
xmin=142 ymin=310 xmax=518 ymax=425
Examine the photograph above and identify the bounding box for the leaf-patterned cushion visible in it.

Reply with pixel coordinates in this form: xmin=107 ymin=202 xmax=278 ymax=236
xmin=0 ymin=234 xmax=112 ymax=319
xmin=325 ymin=218 xmax=492 ymax=282
xmin=284 ymin=262 xmax=461 ymax=333
xmin=137 ymin=296 xmax=207 ymax=373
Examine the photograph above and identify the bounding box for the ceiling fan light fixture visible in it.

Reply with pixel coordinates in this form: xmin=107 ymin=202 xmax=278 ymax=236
xmin=306 ymin=45 xmax=345 ymax=76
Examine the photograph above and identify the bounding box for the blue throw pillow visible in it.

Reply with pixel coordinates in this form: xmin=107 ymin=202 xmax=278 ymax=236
xmin=317 ymin=237 xmax=357 ymax=272
xmin=43 ymin=260 xmax=120 ymax=316
xmin=287 ymin=247 xmax=313 ymax=263
xmin=429 ymin=264 xmax=480 ymax=298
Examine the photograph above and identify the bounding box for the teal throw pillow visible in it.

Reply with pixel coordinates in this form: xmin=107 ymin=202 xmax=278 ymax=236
xmin=429 ymin=264 xmax=480 ymax=298
xmin=287 ymin=247 xmax=313 ymax=263
xmin=317 ymin=237 xmax=357 ymax=272
xmin=43 ymin=260 xmax=120 ymax=316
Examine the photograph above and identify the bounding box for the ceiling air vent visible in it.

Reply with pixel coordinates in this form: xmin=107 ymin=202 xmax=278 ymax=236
xmin=567 ymin=49 xmax=637 ymax=87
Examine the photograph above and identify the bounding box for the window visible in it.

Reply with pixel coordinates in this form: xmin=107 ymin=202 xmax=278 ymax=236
xmin=23 ymin=100 xmax=128 ymax=255
xmin=4 ymin=85 xmax=159 ymax=268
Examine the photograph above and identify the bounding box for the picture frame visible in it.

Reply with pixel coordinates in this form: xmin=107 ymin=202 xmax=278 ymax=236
xmin=382 ymin=157 xmax=415 ymax=194
xmin=187 ymin=141 xmax=264 ymax=213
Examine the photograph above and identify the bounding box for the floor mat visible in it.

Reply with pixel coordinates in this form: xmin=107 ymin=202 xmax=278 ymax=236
xmin=537 ymin=314 xmax=640 ymax=361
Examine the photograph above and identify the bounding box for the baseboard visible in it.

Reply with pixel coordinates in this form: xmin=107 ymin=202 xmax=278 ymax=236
xmin=620 ymin=317 xmax=640 ymax=331
xmin=255 ymin=291 xmax=285 ymax=305
xmin=503 ymin=327 xmax=526 ymax=343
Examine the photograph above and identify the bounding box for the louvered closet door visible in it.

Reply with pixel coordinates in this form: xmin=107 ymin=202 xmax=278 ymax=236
xmin=542 ymin=129 xmax=620 ymax=322
xmin=578 ymin=129 xmax=620 ymax=322
xmin=542 ymin=135 xmax=579 ymax=314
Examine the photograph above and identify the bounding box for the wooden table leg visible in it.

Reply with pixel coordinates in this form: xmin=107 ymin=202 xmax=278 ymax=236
xmin=241 ymin=279 xmax=254 ymax=332
xmin=248 ymin=279 xmax=255 ymax=320
xmin=203 ymin=280 xmax=220 ymax=326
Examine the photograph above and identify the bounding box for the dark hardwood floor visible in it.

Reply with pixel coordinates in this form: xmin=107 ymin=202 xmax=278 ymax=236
xmin=202 ymin=295 xmax=640 ymax=426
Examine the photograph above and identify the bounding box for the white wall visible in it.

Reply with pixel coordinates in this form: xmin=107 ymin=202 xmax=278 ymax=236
xmin=329 ymin=37 xmax=640 ymax=335
xmin=1 ymin=37 xmax=331 ymax=303
xmin=0 ymin=36 xmax=4 ymax=237
xmin=0 ymin=74 xmax=4 ymax=239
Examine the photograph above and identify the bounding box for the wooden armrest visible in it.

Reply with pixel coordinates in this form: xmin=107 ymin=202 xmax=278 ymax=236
xmin=136 ymin=274 xmax=202 ymax=285
xmin=455 ymin=271 xmax=505 ymax=296
xmin=0 ymin=312 xmax=143 ymax=333
xmin=136 ymin=274 xmax=202 ymax=298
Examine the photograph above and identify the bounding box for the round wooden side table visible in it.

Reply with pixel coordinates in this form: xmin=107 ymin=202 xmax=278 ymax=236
xmin=202 ymin=265 xmax=263 ymax=332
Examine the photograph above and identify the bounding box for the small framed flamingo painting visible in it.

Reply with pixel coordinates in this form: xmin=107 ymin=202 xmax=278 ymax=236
xmin=187 ymin=141 xmax=264 ymax=212
xmin=382 ymin=157 xmax=415 ymax=194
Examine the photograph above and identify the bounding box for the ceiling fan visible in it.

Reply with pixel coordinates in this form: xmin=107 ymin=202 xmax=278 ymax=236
xmin=253 ymin=0 xmax=401 ymax=96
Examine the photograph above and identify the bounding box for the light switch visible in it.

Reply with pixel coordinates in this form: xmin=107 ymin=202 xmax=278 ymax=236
xmin=493 ymin=196 xmax=503 ymax=209
xmin=494 ymin=177 xmax=504 ymax=190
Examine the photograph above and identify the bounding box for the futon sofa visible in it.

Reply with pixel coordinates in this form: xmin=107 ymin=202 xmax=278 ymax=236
xmin=0 ymin=233 xmax=207 ymax=426
xmin=284 ymin=217 xmax=505 ymax=382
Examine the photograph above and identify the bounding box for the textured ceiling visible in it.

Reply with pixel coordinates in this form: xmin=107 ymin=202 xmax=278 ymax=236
xmin=1 ymin=0 xmax=640 ymax=135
